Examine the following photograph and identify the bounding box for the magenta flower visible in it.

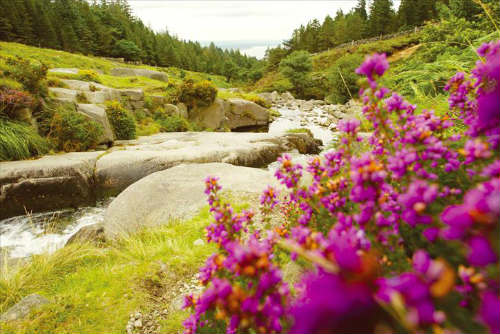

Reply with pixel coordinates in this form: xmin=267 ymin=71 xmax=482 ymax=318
xmin=356 ymin=53 xmax=389 ymax=83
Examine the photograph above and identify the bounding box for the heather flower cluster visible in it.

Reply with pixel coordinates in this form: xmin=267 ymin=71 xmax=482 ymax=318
xmin=184 ymin=41 xmax=500 ymax=334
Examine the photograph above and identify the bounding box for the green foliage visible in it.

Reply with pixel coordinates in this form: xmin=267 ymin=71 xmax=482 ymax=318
xmin=327 ymin=53 xmax=364 ymax=103
xmin=0 ymin=118 xmax=50 ymax=161
xmin=279 ymin=51 xmax=312 ymax=97
xmin=2 ymin=56 xmax=47 ymax=97
xmin=113 ymin=39 xmax=142 ymax=62
xmin=156 ymin=114 xmax=191 ymax=132
xmin=177 ymin=79 xmax=218 ymax=110
xmin=77 ymin=70 xmax=101 ymax=83
xmin=48 ymin=108 xmax=103 ymax=152
xmin=105 ymin=101 xmax=137 ymax=140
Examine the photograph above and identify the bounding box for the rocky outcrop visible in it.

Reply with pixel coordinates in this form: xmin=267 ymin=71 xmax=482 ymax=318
xmin=189 ymin=98 xmax=270 ymax=131
xmin=95 ymin=132 xmax=320 ymax=197
xmin=0 ymin=132 xmax=320 ymax=219
xmin=226 ymin=98 xmax=269 ymax=130
xmin=77 ymin=104 xmax=115 ymax=144
xmin=0 ymin=294 xmax=49 ymax=322
xmin=110 ymin=68 xmax=168 ymax=82
xmin=103 ymin=163 xmax=279 ymax=238
xmin=48 ymin=68 xmax=80 ymax=74
xmin=0 ymin=152 xmax=102 ymax=220
xmin=189 ymin=98 xmax=229 ymax=130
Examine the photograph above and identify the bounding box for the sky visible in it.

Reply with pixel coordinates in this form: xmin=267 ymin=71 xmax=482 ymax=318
xmin=128 ymin=0 xmax=366 ymax=58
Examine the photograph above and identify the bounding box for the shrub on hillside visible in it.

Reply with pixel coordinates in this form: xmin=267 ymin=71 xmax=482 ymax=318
xmin=0 ymin=88 xmax=33 ymax=121
xmin=279 ymin=50 xmax=312 ymax=98
xmin=177 ymin=79 xmax=217 ymax=110
xmin=105 ymin=101 xmax=136 ymax=140
xmin=77 ymin=70 xmax=101 ymax=83
xmin=48 ymin=109 xmax=103 ymax=152
xmin=4 ymin=56 xmax=48 ymax=97
xmin=326 ymin=53 xmax=364 ymax=104
xmin=0 ymin=119 xmax=50 ymax=161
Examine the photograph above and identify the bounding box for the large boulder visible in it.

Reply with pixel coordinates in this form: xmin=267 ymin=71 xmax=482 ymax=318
xmin=0 ymin=151 xmax=102 ymax=220
xmin=188 ymin=98 xmax=229 ymax=130
xmin=95 ymin=132 xmax=320 ymax=197
xmin=0 ymin=294 xmax=49 ymax=322
xmin=48 ymin=68 xmax=79 ymax=74
xmin=66 ymin=223 xmax=105 ymax=245
xmin=103 ymin=163 xmax=279 ymax=238
xmin=226 ymin=98 xmax=269 ymax=130
xmin=257 ymin=93 xmax=273 ymax=106
xmin=49 ymin=87 xmax=78 ymax=101
xmin=110 ymin=68 xmax=168 ymax=82
xmin=77 ymin=104 xmax=115 ymax=144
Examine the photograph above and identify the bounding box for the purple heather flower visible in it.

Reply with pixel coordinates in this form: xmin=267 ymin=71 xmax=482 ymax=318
xmin=479 ymin=291 xmax=500 ymax=334
xmin=290 ymin=273 xmax=378 ymax=334
xmin=356 ymin=53 xmax=389 ymax=83
xmin=337 ymin=119 xmax=361 ymax=134
xmin=467 ymin=236 xmax=498 ymax=267
xmin=399 ymin=180 xmax=438 ymax=227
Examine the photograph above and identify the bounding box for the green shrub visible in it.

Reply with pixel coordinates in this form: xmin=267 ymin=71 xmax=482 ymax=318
xmin=0 ymin=118 xmax=51 ymax=161
xmin=77 ymin=70 xmax=101 ymax=83
xmin=177 ymin=79 xmax=217 ymax=110
xmin=327 ymin=53 xmax=364 ymax=104
xmin=156 ymin=114 xmax=191 ymax=132
xmin=4 ymin=56 xmax=48 ymax=97
xmin=48 ymin=109 xmax=103 ymax=152
xmin=105 ymin=101 xmax=136 ymax=140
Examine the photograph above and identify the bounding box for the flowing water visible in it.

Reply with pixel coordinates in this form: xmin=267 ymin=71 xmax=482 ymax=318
xmin=0 ymin=105 xmax=336 ymax=260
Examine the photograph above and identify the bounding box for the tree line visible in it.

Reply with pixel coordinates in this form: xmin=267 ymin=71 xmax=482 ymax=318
xmin=0 ymin=0 xmax=262 ymax=81
xmin=265 ymin=0 xmax=488 ymax=68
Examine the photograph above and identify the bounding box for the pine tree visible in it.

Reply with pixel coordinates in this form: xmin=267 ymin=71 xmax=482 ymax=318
xmin=368 ymin=0 xmax=395 ymax=36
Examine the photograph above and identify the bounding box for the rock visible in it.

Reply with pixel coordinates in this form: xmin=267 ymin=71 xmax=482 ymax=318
xmin=60 ymin=79 xmax=107 ymax=91
xmin=95 ymin=132 xmax=320 ymax=197
xmin=163 ymin=104 xmax=179 ymax=116
xmin=49 ymin=87 xmax=78 ymax=101
xmin=188 ymin=98 xmax=228 ymax=130
xmin=225 ymin=98 xmax=269 ymax=130
xmin=0 ymin=294 xmax=49 ymax=322
xmin=103 ymin=163 xmax=280 ymax=238
xmin=0 ymin=132 xmax=320 ymax=219
xmin=281 ymin=91 xmax=294 ymax=101
xmin=301 ymin=101 xmax=314 ymax=112
xmin=110 ymin=68 xmax=168 ymax=82
xmin=0 ymin=151 xmax=102 ymax=220
xmin=270 ymin=91 xmax=281 ymax=103
xmin=133 ymin=319 xmax=143 ymax=328
xmin=77 ymin=104 xmax=115 ymax=144
xmin=257 ymin=93 xmax=273 ymax=106
xmin=66 ymin=223 xmax=105 ymax=245
xmin=119 ymin=88 xmax=144 ymax=102
xmin=48 ymin=68 xmax=80 ymax=74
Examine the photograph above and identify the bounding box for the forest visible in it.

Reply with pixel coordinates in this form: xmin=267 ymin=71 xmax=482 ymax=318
xmin=0 ymin=0 xmax=262 ymax=81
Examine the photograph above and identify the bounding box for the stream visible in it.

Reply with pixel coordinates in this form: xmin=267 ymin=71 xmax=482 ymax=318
xmin=0 ymin=104 xmax=336 ymax=260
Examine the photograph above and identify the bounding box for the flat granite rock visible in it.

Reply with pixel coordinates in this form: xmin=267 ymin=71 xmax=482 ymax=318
xmin=0 ymin=294 xmax=49 ymax=322
xmin=103 ymin=162 xmax=280 ymax=238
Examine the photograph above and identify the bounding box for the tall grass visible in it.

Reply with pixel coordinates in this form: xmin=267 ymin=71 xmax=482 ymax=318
xmin=0 ymin=119 xmax=51 ymax=161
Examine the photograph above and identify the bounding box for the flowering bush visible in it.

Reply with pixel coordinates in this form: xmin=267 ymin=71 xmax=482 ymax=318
xmin=0 ymin=88 xmax=33 ymax=120
xmin=183 ymin=41 xmax=500 ymax=334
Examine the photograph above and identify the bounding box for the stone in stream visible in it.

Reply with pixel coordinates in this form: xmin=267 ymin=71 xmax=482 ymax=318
xmin=103 ymin=163 xmax=281 ymax=239
xmin=0 ymin=151 xmax=103 ymax=220
xmin=65 ymin=223 xmax=106 ymax=246
xmin=0 ymin=294 xmax=49 ymax=322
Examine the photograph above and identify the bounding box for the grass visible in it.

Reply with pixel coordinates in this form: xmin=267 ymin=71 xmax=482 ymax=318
xmin=286 ymin=128 xmax=313 ymax=137
xmin=0 ymin=41 xmax=231 ymax=90
xmin=0 ymin=207 xmax=218 ymax=334
xmin=0 ymin=119 xmax=51 ymax=161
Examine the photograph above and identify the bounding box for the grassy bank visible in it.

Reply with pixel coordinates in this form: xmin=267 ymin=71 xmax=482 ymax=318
xmin=0 ymin=208 xmax=218 ymax=334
